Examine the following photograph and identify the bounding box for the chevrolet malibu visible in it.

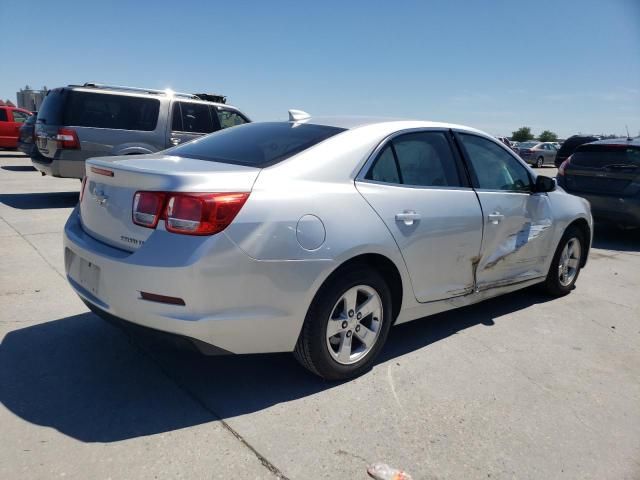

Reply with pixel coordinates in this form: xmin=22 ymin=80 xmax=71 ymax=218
xmin=64 ymin=112 xmax=592 ymax=379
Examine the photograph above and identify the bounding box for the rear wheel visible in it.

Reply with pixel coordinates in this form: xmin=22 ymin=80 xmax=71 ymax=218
xmin=542 ymin=226 xmax=585 ymax=296
xmin=294 ymin=266 xmax=393 ymax=380
xmin=536 ymin=156 xmax=544 ymax=168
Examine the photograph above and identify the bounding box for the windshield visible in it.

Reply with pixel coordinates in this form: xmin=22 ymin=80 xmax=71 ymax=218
xmin=166 ymin=122 xmax=346 ymax=167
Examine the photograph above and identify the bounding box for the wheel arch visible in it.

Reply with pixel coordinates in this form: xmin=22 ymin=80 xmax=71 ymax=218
xmin=567 ymin=217 xmax=591 ymax=267
xmin=317 ymin=253 xmax=404 ymax=323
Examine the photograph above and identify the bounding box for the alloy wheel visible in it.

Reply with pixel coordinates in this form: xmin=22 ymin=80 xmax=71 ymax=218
xmin=558 ymin=237 xmax=581 ymax=286
xmin=325 ymin=285 xmax=383 ymax=365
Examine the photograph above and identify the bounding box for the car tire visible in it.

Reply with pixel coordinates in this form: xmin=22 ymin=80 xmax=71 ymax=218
xmin=541 ymin=226 xmax=585 ymax=296
xmin=294 ymin=265 xmax=393 ymax=380
xmin=536 ymin=156 xmax=544 ymax=168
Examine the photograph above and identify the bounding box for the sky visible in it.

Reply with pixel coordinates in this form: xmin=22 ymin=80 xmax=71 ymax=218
xmin=1 ymin=0 xmax=639 ymax=138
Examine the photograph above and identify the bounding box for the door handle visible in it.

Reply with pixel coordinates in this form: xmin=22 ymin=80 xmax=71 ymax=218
xmin=395 ymin=211 xmax=421 ymax=226
xmin=170 ymin=137 xmax=181 ymax=146
xmin=488 ymin=212 xmax=504 ymax=224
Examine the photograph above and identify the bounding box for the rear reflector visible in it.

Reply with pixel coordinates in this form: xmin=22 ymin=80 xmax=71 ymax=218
xmin=56 ymin=128 xmax=80 ymax=149
xmin=558 ymin=155 xmax=572 ymax=176
xmin=90 ymin=166 xmax=114 ymax=177
xmin=140 ymin=291 xmax=185 ymax=306
xmin=79 ymin=176 xmax=87 ymax=203
xmin=133 ymin=191 xmax=166 ymax=228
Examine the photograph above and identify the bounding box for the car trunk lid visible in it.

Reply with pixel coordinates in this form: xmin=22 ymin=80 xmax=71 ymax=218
xmin=79 ymin=153 xmax=260 ymax=251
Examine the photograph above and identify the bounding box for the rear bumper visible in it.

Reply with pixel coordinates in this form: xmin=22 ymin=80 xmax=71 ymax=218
xmin=63 ymin=208 xmax=333 ymax=354
xmin=31 ymin=151 xmax=86 ymax=178
xmin=564 ymin=190 xmax=640 ymax=226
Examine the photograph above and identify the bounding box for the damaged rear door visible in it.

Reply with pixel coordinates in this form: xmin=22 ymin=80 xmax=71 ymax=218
xmin=455 ymin=132 xmax=554 ymax=290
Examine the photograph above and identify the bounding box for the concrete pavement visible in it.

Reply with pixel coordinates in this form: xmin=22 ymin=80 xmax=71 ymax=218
xmin=1 ymin=151 xmax=638 ymax=479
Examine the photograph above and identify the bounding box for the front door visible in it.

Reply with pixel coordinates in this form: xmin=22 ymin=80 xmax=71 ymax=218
xmin=356 ymin=130 xmax=484 ymax=303
xmin=455 ymin=132 xmax=555 ymax=290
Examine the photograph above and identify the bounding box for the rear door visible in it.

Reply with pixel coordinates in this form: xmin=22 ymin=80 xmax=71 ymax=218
xmin=356 ymin=130 xmax=483 ymax=302
xmin=455 ymin=132 xmax=555 ymax=290
xmin=0 ymin=108 xmax=12 ymax=147
xmin=167 ymin=101 xmax=221 ymax=147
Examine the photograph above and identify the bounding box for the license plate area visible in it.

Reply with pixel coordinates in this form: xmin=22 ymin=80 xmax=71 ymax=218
xmin=67 ymin=248 xmax=101 ymax=297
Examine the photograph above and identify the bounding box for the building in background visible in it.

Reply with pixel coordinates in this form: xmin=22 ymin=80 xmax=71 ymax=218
xmin=16 ymin=85 xmax=48 ymax=112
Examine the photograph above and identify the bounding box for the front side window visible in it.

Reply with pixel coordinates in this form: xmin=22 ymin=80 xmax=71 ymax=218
xmin=0 ymin=109 xmax=7 ymax=122
xmin=12 ymin=110 xmax=30 ymax=123
xmin=366 ymin=131 xmax=461 ymax=187
xmin=63 ymin=91 xmax=160 ymax=131
xmin=459 ymin=133 xmax=532 ymax=192
xmin=172 ymin=102 xmax=216 ymax=133
xmin=215 ymin=108 xmax=248 ymax=129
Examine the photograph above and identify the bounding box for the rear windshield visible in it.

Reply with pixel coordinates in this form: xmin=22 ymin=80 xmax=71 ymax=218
xmin=572 ymin=145 xmax=640 ymax=168
xmin=37 ymin=88 xmax=67 ymax=125
xmin=166 ymin=122 xmax=346 ymax=167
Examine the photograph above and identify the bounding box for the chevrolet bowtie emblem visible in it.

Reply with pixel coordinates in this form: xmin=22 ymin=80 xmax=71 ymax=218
xmin=94 ymin=189 xmax=109 ymax=206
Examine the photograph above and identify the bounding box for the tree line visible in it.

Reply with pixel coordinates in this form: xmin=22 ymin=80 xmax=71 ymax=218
xmin=511 ymin=127 xmax=624 ymax=143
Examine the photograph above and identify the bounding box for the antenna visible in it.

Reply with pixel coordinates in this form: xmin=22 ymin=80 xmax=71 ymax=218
xmin=625 ymin=125 xmax=632 ymax=141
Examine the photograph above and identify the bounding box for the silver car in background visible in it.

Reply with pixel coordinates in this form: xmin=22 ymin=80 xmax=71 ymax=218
xmin=518 ymin=141 xmax=558 ymax=167
xmin=33 ymin=83 xmax=250 ymax=179
xmin=64 ymin=112 xmax=592 ymax=379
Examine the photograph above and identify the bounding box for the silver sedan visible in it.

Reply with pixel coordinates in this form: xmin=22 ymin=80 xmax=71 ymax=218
xmin=64 ymin=112 xmax=592 ymax=379
xmin=518 ymin=141 xmax=558 ymax=167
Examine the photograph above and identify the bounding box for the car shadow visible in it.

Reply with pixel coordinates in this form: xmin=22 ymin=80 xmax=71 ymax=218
xmin=0 ymin=288 xmax=553 ymax=443
xmin=592 ymin=223 xmax=640 ymax=252
xmin=1 ymin=165 xmax=36 ymax=172
xmin=0 ymin=153 xmax=28 ymax=158
xmin=0 ymin=192 xmax=78 ymax=209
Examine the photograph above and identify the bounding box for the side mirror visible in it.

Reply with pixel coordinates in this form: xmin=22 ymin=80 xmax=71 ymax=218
xmin=534 ymin=175 xmax=556 ymax=193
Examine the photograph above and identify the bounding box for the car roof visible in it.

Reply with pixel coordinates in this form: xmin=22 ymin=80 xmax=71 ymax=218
xmin=297 ymin=115 xmax=487 ymax=135
xmin=578 ymin=137 xmax=640 ymax=148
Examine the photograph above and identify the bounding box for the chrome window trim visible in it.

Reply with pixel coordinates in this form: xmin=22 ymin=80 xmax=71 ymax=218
xmin=355 ymin=127 xmax=472 ymax=190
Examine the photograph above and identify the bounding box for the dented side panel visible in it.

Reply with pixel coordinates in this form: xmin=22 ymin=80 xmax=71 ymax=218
xmin=475 ymin=191 xmax=554 ymax=290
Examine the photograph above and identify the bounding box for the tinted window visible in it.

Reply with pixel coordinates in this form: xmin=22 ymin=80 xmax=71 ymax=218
xmin=459 ymin=134 xmax=532 ymax=192
xmin=367 ymin=132 xmax=460 ymax=187
xmin=215 ymin=108 xmax=248 ymax=129
xmin=368 ymin=145 xmax=400 ymax=183
xmin=173 ymin=102 xmax=216 ymax=133
xmin=63 ymin=91 xmax=159 ymax=131
xmin=557 ymin=136 xmax=597 ymax=156
xmin=37 ymin=88 xmax=67 ymax=125
xmin=0 ymin=109 xmax=7 ymax=122
xmin=167 ymin=122 xmax=345 ymax=167
xmin=12 ymin=111 xmax=30 ymax=123
xmin=572 ymin=145 xmax=640 ymax=168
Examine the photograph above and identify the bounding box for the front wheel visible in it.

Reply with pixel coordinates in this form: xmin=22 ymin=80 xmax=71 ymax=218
xmin=294 ymin=266 xmax=393 ymax=380
xmin=536 ymin=156 xmax=544 ymax=168
xmin=542 ymin=227 xmax=585 ymax=296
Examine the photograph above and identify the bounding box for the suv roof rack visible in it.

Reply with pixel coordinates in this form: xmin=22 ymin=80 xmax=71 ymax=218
xmin=75 ymin=82 xmax=199 ymax=99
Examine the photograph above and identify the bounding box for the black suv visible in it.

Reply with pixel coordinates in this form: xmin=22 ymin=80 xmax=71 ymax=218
xmin=557 ymin=138 xmax=640 ymax=226
xmin=555 ymin=135 xmax=601 ymax=167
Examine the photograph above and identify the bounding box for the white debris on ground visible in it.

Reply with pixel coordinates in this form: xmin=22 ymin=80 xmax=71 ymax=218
xmin=367 ymin=463 xmax=413 ymax=480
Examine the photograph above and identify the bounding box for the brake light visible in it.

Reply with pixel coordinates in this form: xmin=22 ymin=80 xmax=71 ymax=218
xmin=56 ymin=128 xmax=80 ymax=149
xmin=165 ymin=193 xmax=249 ymax=235
xmin=558 ymin=155 xmax=572 ymax=176
xmin=132 ymin=191 xmax=166 ymax=228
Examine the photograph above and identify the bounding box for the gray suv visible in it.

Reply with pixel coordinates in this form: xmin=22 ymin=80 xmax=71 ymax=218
xmin=33 ymin=83 xmax=250 ymax=179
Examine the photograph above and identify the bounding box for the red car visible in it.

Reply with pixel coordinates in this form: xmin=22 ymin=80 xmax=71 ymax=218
xmin=0 ymin=106 xmax=32 ymax=149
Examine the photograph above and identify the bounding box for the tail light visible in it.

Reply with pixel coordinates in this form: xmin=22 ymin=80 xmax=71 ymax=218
xmin=558 ymin=155 xmax=572 ymax=176
xmin=56 ymin=128 xmax=80 ymax=149
xmin=133 ymin=191 xmax=167 ymax=228
xmin=132 ymin=192 xmax=249 ymax=235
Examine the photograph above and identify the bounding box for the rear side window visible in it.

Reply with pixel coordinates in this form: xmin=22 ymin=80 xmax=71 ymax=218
xmin=172 ymin=101 xmax=218 ymax=133
xmin=63 ymin=91 xmax=160 ymax=131
xmin=367 ymin=131 xmax=461 ymax=187
xmin=166 ymin=122 xmax=345 ymax=167
xmin=0 ymin=109 xmax=7 ymax=122
xmin=37 ymin=88 xmax=67 ymax=125
xmin=572 ymin=145 xmax=640 ymax=168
